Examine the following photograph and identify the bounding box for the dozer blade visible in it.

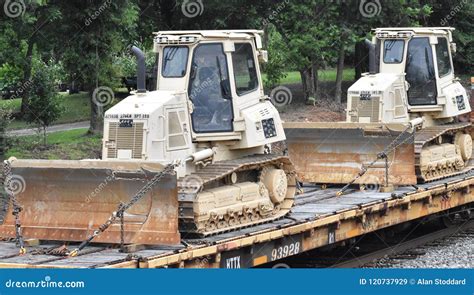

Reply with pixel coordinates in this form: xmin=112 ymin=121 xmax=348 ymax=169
xmin=284 ymin=122 xmax=417 ymax=186
xmin=0 ymin=160 xmax=180 ymax=245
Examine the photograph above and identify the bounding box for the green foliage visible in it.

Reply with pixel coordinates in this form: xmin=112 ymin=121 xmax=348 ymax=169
xmin=262 ymin=28 xmax=288 ymax=88
xmin=58 ymin=0 xmax=139 ymax=89
xmin=114 ymin=45 xmax=156 ymax=78
xmin=32 ymin=56 xmax=66 ymax=85
xmin=23 ymin=63 xmax=62 ymax=144
xmin=0 ymin=63 xmax=22 ymax=90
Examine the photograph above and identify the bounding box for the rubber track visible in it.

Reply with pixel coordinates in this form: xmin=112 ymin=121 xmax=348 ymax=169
xmin=414 ymin=122 xmax=472 ymax=182
xmin=177 ymin=154 xmax=296 ymax=236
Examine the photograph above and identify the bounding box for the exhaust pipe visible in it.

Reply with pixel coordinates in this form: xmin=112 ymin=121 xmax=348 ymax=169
xmin=364 ymin=39 xmax=376 ymax=75
xmin=131 ymin=46 xmax=146 ymax=93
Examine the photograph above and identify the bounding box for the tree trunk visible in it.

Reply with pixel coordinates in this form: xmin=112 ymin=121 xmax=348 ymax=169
xmin=309 ymin=65 xmax=316 ymax=100
xmin=0 ymin=125 xmax=5 ymax=162
xmin=43 ymin=126 xmax=47 ymax=146
xmin=299 ymin=70 xmax=307 ymax=100
xmin=89 ymin=90 xmax=103 ymax=135
xmin=300 ymin=65 xmax=318 ymax=104
xmin=311 ymin=63 xmax=319 ymax=99
xmin=335 ymin=45 xmax=345 ymax=104
xmin=20 ymin=39 xmax=35 ymax=115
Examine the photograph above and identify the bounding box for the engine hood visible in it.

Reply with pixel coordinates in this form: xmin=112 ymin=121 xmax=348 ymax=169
xmin=348 ymin=73 xmax=403 ymax=94
xmin=105 ymin=90 xmax=187 ymax=118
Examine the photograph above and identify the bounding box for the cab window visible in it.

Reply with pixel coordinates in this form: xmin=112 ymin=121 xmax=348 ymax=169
xmin=436 ymin=37 xmax=452 ymax=77
xmin=188 ymin=43 xmax=233 ymax=133
xmin=232 ymin=43 xmax=259 ymax=95
xmin=383 ymin=39 xmax=405 ymax=63
xmin=162 ymin=46 xmax=189 ymax=77
xmin=405 ymin=37 xmax=437 ymax=105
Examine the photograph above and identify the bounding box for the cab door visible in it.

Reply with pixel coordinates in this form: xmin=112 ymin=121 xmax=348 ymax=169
xmin=188 ymin=43 xmax=234 ymax=133
xmin=405 ymin=37 xmax=437 ymax=106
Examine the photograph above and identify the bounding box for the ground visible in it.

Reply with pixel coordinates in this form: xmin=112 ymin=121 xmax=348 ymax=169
xmin=276 ymin=82 xmax=347 ymax=122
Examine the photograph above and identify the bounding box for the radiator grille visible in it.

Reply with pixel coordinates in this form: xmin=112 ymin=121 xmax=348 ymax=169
xmin=107 ymin=122 xmax=144 ymax=159
xmin=350 ymin=96 xmax=380 ymax=123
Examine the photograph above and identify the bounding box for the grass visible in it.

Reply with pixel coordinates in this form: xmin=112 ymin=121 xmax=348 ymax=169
xmin=1 ymin=92 xmax=91 ymax=130
xmin=6 ymin=128 xmax=102 ymax=160
xmin=264 ymin=68 xmax=355 ymax=85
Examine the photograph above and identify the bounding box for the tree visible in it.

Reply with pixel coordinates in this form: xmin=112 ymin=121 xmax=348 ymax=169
xmin=259 ymin=1 xmax=340 ymax=102
xmin=23 ymin=65 xmax=62 ymax=145
xmin=424 ymin=0 xmax=473 ymax=74
xmin=56 ymin=0 xmax=139 ymax=134
xmin=0 ymin=0 xmax=62 ymax=114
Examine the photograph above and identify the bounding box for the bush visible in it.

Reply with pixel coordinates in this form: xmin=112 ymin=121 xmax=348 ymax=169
xmin=23 ymin=64 xmax=63 ymax=145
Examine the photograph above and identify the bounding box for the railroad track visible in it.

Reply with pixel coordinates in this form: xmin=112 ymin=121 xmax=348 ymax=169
xmin=330 ymin=219 xmax=474 ymax=268
xmin=260 ymin=214 xmax=474 ymax=268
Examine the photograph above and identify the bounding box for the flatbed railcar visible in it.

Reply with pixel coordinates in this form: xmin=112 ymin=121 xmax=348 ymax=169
xmin=0 ymin=171 xmax=472 ymax=269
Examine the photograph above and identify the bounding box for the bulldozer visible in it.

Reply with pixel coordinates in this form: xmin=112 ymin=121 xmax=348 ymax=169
xmin=285 ymin=27 xmax=472 ymax=188
xmin=0 ymin=30 xmax=297 ymax=247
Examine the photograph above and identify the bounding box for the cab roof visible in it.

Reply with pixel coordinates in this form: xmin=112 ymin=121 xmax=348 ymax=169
xmin=374 ymin=27 xmax=454 ymax=35
xmin=153 ymin=30 xmax=263 ymax=38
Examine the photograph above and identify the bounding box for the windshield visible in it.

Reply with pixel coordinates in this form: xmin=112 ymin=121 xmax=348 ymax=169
xmin=383 ymin=39 xmax=405 ymax=63
xmin=405 ymin=37 xmax=437 ymax=105
xmin=188 ymin=43 xmax=233 ymax=133
xmin=162 ymin=46 xmax=189 ymax=77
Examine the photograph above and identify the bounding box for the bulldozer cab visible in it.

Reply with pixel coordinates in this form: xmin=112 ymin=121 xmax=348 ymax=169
xmin=346 ymin=27 xmax=470 ymax=124
xmin=374 ymin=27 xmax=469 ymax=116
xmin=102 ymin=30 xmax=285 ymax=168
xmin=153 ymin=30 xmax=268 ymax=136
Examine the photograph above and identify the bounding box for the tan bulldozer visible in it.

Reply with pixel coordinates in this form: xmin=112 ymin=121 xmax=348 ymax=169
xmin=0 ymin=30 xmax=297 ymax=250
xmin=285 ymin=27 xmax=472 ymax=188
